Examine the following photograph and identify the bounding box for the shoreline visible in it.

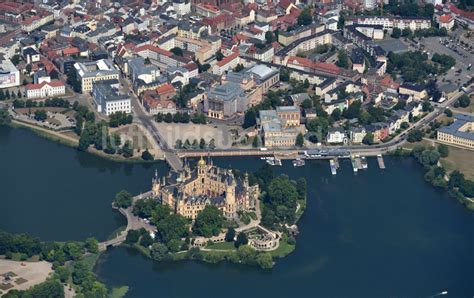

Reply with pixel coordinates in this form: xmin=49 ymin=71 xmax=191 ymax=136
xmin=7 ymin=121 xmax=165 ymax=165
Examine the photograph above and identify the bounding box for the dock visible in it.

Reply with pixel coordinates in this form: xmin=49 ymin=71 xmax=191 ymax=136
xmin=329 ymin=159 xmax=337 ymax=175
xmin=355 ymin=156 xmax=363 ymax=170
xmin=377 ymin=154 xmax=386 ymax=169
xmin=351 ymin=156 xmax=358 ymax=173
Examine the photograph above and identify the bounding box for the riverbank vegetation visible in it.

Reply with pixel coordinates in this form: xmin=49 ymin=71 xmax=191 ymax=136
xmin=393 ymin=145 xmax=474 ymax=210
xmin=0 ymin=230 xmax=125 ymax=297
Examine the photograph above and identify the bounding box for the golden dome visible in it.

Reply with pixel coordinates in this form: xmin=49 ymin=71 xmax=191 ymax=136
xmin=198 ymin=156 xmax=206 ymax=167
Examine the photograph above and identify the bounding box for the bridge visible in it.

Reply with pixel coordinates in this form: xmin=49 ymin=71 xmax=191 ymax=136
xmin=98 ymin=191 xmax=156 ymax=252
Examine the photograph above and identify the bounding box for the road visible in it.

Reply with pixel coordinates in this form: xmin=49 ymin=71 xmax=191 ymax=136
xmin=119 ymin=76 xmax=183 ymax=170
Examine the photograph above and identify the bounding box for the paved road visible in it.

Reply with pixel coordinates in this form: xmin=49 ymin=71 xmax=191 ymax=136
xmin=119 ymin=76 xmax=183 ymax=170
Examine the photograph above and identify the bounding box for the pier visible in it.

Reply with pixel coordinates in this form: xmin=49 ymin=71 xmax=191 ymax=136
xmin=377 ymin=155 xmax=386 ymax=169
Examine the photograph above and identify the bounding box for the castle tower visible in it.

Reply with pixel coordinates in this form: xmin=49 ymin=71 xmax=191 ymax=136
xmin=225 ymin=176 xmax=237 ymax=218
xmin=152 ymin=169 xmax=160 ymax=195
xmin=197 ymin=155 xmax=206 ymax=176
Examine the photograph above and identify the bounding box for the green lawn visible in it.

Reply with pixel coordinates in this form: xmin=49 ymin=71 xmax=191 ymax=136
xmin=270 ymin=234 xmax=295 ymax=258
xmin=205 ymin=241 xmax=236 ymax=250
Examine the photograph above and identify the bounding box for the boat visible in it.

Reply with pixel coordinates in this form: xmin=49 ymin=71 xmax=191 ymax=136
xmin=351 ymin=157 xmax=358 ymax=173
xmin=361 ymin=157 xmax=368 ymax=169
xmin=274 ymin=158 xmax=282 ymax=166
xmin=293 ymin=159 xmax=305 ymax=167
xmin=329 ymin=159 xmax=337 ymax=175
xmin=265 ymin=158 xmax=275 ymax=166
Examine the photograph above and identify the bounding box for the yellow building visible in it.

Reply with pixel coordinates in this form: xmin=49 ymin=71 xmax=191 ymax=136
xmin=437 ymin=114 xmax=474 ymax=149
xmin=152 ymin=157 xmax=259 ymax=220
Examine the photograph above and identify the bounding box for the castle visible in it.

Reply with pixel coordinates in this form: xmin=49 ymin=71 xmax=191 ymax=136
xmin=152 ymin=157 xmax=259 ymax=220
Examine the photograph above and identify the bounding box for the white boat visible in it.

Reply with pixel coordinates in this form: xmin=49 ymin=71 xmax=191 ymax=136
xmin=293 ymin=159 xmax=305 ymax=167
xmin=361 ymin=157 xmax=368 ymax=169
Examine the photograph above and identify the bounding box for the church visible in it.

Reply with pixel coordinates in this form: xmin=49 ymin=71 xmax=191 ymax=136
xmin=152 ymin=157 xmax=259 ymax=220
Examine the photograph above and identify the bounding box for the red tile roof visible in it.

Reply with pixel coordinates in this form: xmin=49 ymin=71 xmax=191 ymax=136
xmin=216 ymin=51 xmax=239 ymax=67
xmin=438 ymin=13 xmax=453 ymax=23
xmin=25 ymin=80 xmax=65 ymax=90
xmin=135 ymin=44 xmax=172 ymax=57
xmin=62 ymin=47 xmax=80 ymax=56
xmin=287 ymin=56 xmax=341 ymax=74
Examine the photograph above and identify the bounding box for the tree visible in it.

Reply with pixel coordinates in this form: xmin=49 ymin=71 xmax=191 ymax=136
xmin=256 ymin=252 xmax=273 ymax=269
xmin=402 ymin=28 xmax=412 ymax=37
xmin=55 ymin=266 xmax=69 ymax=282
xmin=125 ymin=230 xmax=140 ymax=244
xmin=34 ymin=110 xmax=47 ymax=121
xmin=297 ymin=8 xmax=312 ymax=26
xmin=438 ymin=144 xmax=449 ymax=158
xmin=216 ymin=50 xmax=224 ymax=61
xmin=67 ymin=68 xmax=81 ymax=93
xmin=234 ymin=232 xmax=248 ymax=248
xmin=170 ymin=47 xmax=183 ymax=56
xmin=444 ymin=108 xmax=453 ymax=117
xmin=199 ymin=138 xmax=206 ymax=149
xmin=265 ymin=31 xmax=276 ymax=44
xmin=114 ymin=190 xmax=133 ymax=208
xmin=234 ymin=63 xmax=245 ymax=72
xmin=63 ymin=242 xmax=83 ymax=260
xmin=295 ymin=133 xmax=304 ymax=147
xmin=139 ymin=232 xmax=154 ymax=247
xmin=122 ymin=140 xmax=134 ymax=158
xmin=336 ymin=49 xmax=349 ymax=69
xmin=84 ymin=237 xmax=99 ymax=254
xmin=209 ymin=138 xmax=216 ymax=150
xmin=243 ymin=109 xmax=257 ymax=128
xmin=252 ymin=136 xmax=260 ymax=148
xmin=155 ymin=214 xmax=189 ymax=243
xmin=0 ymin=108 xmax=11 ymax=125
xmin=391 ymin=28 xmax=401 ymax=38
xmin=225 ymin=227 xmax=236 ymax=242
xmin=151 ymin=242 xmax=169 ymax=261
xmin=167 ymin=239 xmax=182 ymax=253
xmin=407 ymin=129 xmax=423 ymax=142
xmin=175 ymin=139 xmax=183 ymax=149
xmin=141 ymin=149 xmax=154 ymax=161
xmin=362 ymin=132 xmax=374 ymax=145
xmin=193 ymin=206 xmax=224 ymax=237
xmin=458 ymin=94 xmax=471 ymax=108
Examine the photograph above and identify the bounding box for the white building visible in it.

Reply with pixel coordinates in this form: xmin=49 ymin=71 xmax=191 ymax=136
xmin=92 ymin=79 xmax=131 ymax=116
xmin=327 ymin=128 xmax=347 ymax=144
xmin=25 ymin=80 xmax=66 ymax=99
xmin=0 ymin=56 xmax=20 ymax=89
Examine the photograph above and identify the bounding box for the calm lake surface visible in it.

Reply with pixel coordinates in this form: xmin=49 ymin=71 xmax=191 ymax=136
xmin=1 ymin=125 xmax=474 ymax=297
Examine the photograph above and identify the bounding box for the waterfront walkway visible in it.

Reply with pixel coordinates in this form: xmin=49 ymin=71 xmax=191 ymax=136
xmin=98 ymin=191 xmax=155 ymax=252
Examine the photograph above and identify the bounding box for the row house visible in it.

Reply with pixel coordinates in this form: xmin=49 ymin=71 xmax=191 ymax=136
xmin=212 ymin=51 xmax=240 ymax=75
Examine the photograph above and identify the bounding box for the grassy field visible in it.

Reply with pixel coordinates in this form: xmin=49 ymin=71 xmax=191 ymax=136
xmin=111 ymin=124 xmax=153 ymax=150
xmin=205 ymin=241 xmax=236 ymax=250
xmin=440 ymin=145 xmax=474 ymax=180
xmin=270 ymin=239 xmax=295 ymax=258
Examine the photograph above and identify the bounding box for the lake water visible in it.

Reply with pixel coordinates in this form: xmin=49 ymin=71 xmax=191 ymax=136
xmin=1 ymin=125 xmax=473 ymax=297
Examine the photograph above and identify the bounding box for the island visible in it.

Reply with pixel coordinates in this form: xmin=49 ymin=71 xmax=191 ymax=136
xmin=108 ymin=157 xmax=307 ymax=269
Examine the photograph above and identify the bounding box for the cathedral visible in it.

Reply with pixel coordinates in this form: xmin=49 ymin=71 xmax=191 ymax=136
xmin=151 ymin=157 xmax=259 ymax=220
